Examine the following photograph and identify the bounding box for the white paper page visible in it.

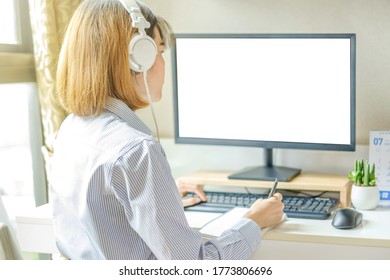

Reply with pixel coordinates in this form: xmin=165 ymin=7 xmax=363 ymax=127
xmin=199 ymin=208 xmax=287 ymax=238
xmin=184 ymin=211 xmax=222 ymax=230
xmin=199 ymin=207 xmax=249 ymax=237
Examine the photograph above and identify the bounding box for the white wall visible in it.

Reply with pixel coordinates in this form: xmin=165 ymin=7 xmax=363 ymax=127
xmin=137 ymin=0 xmax=390 ymax=145
xmin=160 ymin=139 xmax=369 ymax=178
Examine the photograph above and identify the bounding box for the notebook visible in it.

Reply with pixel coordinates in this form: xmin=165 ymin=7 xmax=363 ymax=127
xmin=198 ymin=207 xmax=287 ymax=239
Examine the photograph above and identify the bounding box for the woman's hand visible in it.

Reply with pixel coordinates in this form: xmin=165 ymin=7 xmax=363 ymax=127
xmin=244 ymin=193 xmax=285 ymax=229
xmin=177 ymin=181 xmax=207 ymax=207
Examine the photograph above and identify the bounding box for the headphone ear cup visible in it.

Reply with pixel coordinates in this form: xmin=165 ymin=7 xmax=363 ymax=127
xmin=129 ymin=33 xmax=157 ymax=72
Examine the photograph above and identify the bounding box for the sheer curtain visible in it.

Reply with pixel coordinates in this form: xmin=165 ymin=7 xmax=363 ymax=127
xmin=28 ymin=0 xmax=81 ymax=196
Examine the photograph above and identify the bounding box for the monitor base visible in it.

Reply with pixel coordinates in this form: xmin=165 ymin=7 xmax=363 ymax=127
xmin=228 ymin=166 xmax=301 ymax=182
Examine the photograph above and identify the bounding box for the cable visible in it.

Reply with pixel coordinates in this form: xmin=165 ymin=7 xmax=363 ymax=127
xmin=244 ymin=187 xmax=252 ymax=194
xmin=143 ymin=71 xmax=160 ymax=142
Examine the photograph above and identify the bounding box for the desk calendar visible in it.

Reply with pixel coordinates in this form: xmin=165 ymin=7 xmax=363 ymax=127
xmin=369 ymin=130 xmax=390 ymax=205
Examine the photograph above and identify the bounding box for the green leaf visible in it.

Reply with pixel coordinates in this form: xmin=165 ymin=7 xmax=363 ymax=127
xmin=370 ymin=163 xmax=376 ymax=180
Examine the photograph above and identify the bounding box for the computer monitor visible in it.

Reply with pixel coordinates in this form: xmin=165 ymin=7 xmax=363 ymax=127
xmin=171 ymin=34 xmax=356 ymax=182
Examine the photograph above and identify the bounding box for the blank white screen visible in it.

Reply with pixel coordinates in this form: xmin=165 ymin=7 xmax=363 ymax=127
xmin=175 ymin=36 xmax=352 ymax=146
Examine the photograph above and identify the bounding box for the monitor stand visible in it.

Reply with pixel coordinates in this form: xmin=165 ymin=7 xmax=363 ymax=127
xmin=228 ymin=148 xmax=301 ymax=182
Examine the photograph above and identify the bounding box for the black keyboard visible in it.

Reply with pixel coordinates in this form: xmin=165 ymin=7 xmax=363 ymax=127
xmin=184 ymin=191 xmax=339 ymax=220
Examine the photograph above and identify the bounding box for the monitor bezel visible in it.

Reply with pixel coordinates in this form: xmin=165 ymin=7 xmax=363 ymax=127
xmin=171 ymin=33 xmax=356 ymax=152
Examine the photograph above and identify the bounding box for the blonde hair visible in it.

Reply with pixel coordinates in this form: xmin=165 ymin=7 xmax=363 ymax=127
xmin=56 ymin=0 xmax=171 ymax=116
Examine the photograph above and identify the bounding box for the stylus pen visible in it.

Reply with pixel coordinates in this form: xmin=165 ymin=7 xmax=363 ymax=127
xmin=268 ymin=178 xmax=278 ymax=198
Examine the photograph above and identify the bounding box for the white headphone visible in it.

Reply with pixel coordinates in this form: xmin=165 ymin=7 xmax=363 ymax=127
xmin=118 ymin=0 xmax=157 ymax=73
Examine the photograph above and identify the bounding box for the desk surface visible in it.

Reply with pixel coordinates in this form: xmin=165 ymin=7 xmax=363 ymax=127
xmin=185 ymin=206 xmax=390 ymax=248
xmin=14 ymin=203 xmax=390 ymax=258
xmin=267 ymin=206 xmax=390 ymax=248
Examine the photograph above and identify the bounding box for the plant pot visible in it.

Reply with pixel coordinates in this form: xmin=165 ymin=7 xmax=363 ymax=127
xmin=351 ymin=184 xmax=380 ymax=210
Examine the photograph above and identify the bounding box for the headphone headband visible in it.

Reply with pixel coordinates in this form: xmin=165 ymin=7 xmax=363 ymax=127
xmin=118 ymin=0 xmax=150 ymax=31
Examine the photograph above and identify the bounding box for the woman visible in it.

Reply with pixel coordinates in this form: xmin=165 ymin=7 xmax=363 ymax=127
xmin=51 ymin=0 xmax=284 ymax=260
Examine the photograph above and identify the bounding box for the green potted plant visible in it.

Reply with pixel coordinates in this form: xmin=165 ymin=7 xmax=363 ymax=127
xmin=348 ymin=159 xmax=379 ymax=210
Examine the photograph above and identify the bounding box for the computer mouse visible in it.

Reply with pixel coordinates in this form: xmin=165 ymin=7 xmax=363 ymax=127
xmin=331 ymin=208 xmax=363 ymax=229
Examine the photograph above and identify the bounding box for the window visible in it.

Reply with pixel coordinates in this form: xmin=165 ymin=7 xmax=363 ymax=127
xmin=0 ymin=0 xmax=36 ymax=196
xmin=0 ymin=0 xmax=32 ymax=52
xmin=0 ymin=1 xmax=18 ymax=44
xmin=0 ymin=3 xmax=44 ymax=259
xmin=0 ymin=84 xmax=32 ymax=198
xmin=0 ymin=84 xmax=47 ymax=259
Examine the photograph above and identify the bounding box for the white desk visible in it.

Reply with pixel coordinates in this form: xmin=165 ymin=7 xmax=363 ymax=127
xmin=255 ymin=207 xmax=390 ymax=259
xmin=14 ymin=203 xmax=390 ymax=259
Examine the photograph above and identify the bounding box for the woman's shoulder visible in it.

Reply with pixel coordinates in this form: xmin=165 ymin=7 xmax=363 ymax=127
xmin=58 ymin=111 xmax=155 ymax=156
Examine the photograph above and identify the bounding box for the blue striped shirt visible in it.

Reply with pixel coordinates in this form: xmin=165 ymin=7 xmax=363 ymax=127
xmin=50 ymin=97 xmax=261 ymax=259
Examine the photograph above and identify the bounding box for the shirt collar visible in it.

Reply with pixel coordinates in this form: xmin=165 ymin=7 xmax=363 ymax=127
xmin=105 ymin=96 xmax=152 ymax=136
